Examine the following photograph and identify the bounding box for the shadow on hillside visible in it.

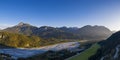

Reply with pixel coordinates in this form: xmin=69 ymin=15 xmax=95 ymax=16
xmin=0 ymin=44 xmax=15 ymax=49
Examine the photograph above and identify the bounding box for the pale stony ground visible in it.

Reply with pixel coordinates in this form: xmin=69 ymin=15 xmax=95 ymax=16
xmin=101 ymin=45 xmax=120 ymax=60
xmin=0 ymin=42 xmax=80 ymax=59
xmin=113 ymin=45 xmax=120 ymax=59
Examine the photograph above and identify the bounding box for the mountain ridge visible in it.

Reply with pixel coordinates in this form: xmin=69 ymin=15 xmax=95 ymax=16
xmin=3 ymin=22 xmax=113 ymax=40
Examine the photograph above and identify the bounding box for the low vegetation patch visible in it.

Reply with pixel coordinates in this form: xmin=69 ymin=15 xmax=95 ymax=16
xmin=68 ymin=43 xmax=100 ymax=60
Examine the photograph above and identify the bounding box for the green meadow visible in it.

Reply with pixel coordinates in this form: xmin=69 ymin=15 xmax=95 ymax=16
xmin=69 ymin=43 xmax=100 ymax=60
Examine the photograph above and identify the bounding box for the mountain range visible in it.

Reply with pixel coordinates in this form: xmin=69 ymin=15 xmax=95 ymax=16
xmin=2 ymin=22 xmax=113 ymax=40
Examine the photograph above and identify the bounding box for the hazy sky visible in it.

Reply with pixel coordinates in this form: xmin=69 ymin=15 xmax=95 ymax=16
xmin=0 ymin=0 xmax=120 ymax=31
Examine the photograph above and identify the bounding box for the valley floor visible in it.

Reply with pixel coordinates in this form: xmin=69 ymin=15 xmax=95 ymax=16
xmin=0 ymin=42 xmax=80 ymax=59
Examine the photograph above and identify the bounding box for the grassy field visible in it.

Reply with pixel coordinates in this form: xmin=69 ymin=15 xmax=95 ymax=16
xmin=68 ymin=43 xmax=100 ymax=60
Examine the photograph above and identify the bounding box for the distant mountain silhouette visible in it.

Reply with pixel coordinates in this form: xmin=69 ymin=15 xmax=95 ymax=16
xmin=3 ymin=22 xmax=112 ymax=40
xmin=4 ymin=22 xmax=38 ymax=36
xmin=78 ymin=25 xmax=112 ymax=40
xmin=33 ymin=26 xmax=79 ymax=39
xmin=4 ymin=22 xmax=78 ymax=39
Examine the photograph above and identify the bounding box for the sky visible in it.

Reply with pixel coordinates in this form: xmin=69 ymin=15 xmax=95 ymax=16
xmin=0 ymin=0 xmax=120 ymax=31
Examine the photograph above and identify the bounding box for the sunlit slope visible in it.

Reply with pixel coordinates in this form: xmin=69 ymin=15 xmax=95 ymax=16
xmin=0 ymin=32 xmax=68 ymax=48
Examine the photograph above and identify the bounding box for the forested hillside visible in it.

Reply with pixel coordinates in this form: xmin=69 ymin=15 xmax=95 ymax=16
xmin=89 ymin=31 xmax=120 ymax=60
xmin=0 ymin=32 xmax=67 ymax=48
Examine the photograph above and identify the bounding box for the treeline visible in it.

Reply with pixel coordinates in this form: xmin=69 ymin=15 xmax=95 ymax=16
xmin=0 ymin=32 xmax=68 ymax=48
xmin=0 ymin=53 xmax=12 ymax=60
xmin=19 ymin=49 xmax=77 ymax=60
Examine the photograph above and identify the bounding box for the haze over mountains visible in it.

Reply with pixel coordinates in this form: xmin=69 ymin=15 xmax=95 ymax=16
xmin=3 ymin=22 xmax=113 ymax=40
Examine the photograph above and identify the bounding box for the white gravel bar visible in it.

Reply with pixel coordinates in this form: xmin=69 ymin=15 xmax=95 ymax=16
xmin=0 ymin=42 xmax=80 ymax=59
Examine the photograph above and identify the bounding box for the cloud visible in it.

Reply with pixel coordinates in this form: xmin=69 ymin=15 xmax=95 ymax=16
xmin=0 ymin=24 xmax=13 ymax=29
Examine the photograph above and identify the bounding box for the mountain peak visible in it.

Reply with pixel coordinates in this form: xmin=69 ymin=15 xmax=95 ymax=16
xmin=18 ymin=22 xmax=24 ymax=25
xmin=17 ymin=22 xmax=30 ymax=26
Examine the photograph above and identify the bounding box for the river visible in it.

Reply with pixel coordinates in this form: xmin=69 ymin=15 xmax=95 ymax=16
xmin=0 ymin=42 xmax=80 ymax=59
